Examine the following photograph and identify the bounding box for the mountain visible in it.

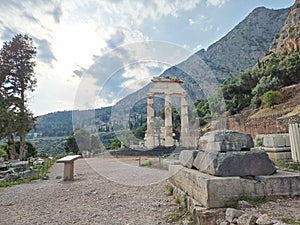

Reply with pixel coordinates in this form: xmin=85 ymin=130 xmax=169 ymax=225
xmin=115 ymin=7 xmax=290 ymax=112
xmin=33 ymin=6 xmax=291 ymax=139
xmin=226 ymin=0 xmax=300 ymax=137
xmin=29 ymin=107 xmax=112 ymax=138
xmin=269 ymin=0 xmax=300 ymax=54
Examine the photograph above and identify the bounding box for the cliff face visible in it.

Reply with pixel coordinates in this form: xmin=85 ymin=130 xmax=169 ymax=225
xmin=197 ymin=7 xmax=290 ymax=83
xmin=270 ymin=0 xmax=300 ymax=54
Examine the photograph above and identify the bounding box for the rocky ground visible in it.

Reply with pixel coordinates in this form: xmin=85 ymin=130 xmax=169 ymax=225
xmin=0 ymin=157 xmax=299 ymax=225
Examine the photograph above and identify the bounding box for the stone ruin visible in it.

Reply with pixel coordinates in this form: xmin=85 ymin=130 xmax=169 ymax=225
xmin=169 ymin=130 xmax=300 ymax=210
xmin=0 ymin=160 xmax=40 ymax=182
xmin=254 ymin=133 xmax=292 ymax=162
xmin=180 ymin=130 xmax=276 ymax=177
xmin=144 ymin=76 xmax=191 ymax=148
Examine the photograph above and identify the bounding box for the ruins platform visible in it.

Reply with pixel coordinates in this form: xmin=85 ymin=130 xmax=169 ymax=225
xmin=169 ymin=165 xmax=300 ymax=208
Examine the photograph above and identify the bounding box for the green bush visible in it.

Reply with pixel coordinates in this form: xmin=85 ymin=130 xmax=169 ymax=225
xmin=167 ymin=185 xmax=174 ymax=195
xmin=0 ymin=141 xmax=37 ymax=159
xmin=0 ymin=147 xmax=7 ymax=157
xmin=263 ymin=90 xmax=283 ymax=108
xmin=14 ymin=141 xmax=38 ymax=158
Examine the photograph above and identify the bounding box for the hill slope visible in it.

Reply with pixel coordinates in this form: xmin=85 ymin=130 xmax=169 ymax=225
xmin=226 ymin=0 xmax=300 ymax=137
xmin=227 ymin=83 xmax=300 ymax=137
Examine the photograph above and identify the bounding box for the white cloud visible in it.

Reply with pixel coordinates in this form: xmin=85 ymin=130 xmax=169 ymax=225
xmin=193 ymin=44 xmax=205 ymax=52
xmin=189 ymin=19 xmax=195 ymax=25
xmin=206 ymin=0 xmax=228 ymax=8
xmin=121 ymin=62 xmax=167 ymax=90
xmin=0 ymin=0 xmax=235 ymax=115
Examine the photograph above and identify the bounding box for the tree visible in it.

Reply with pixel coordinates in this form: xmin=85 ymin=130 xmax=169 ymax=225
xmin=263 ymin=90 xmax=283 ymax=108
xmin=64 ymin=129 xmax=92 ymax=154
xmin=133 ymin=124 xmax=147 ymax=140
xmin=108 ymin=138 xmax=122 ymax=149
xmin=0 ymin=141 xmax=37 ymax=159
xmin=0 ymin=34 xmax=37 ymax=160
xmin=108 ymin=137 xmax=128 ymax=149
xmin=14 ymin=141 xmax=37 ymax=158
xmin=74 ymin=129 xmax=91 ymax=152
xmin=91 ymin=135 xmax=100 ymax=152
xmin=0 ymin=96 xmax=18 ymax=159
xmin=64 ymin=134 xmax=79 ymax=154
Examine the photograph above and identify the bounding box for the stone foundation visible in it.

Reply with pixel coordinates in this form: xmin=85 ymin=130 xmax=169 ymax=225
xmin=169 ymin=165 xmax=300 ymax=208
xmin=254 ymin=133 xmax=293 ymax=162
xmin=254 ymin=146 xmax=292 ymax=162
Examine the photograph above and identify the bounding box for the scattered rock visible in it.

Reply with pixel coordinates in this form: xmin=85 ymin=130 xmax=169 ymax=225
xmin=193 ymin=207 xmax=225 ymax=225
xmin=237 ymin=200 xmax=254 ymax=209
xmin=256 ymin=214 xmax=274 ymax=225
xmin=42 ymin=175 xmax=49 ymax=180
xmin=225 ymin=208 xmax=244 ymax=222
xmin=182 ymin=220 xmax=193 ymax=225
xmin=237 ymin=213 xmax=257 ymax=225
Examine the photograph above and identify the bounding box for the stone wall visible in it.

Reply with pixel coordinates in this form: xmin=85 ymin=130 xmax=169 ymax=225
xmin=227 ymin=112 xmax=289 ymax=138
xmin=226 ymin=84 xmax=300 ymax=138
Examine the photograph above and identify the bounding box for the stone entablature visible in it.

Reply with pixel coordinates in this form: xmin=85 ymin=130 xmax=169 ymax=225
xmin=151 ymin=76 xmax=183 ymax=84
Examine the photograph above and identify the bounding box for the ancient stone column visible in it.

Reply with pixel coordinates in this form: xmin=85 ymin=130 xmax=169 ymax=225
xmin=180 ymin=94 xmax=190 ymax=146
xmin=289 ymin=123 xmax=300 ymax=162
xmin=145 ymin=94 xmax=155 ymax=147
xmin=164 ymin=94 xmax=174 ymax=146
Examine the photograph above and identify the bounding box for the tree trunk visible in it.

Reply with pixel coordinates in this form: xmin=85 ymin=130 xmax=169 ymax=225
xmin=7 ymin=134 xmax=18 ymax=160
xmin=19 ymin=134 xmax=28 ymax=161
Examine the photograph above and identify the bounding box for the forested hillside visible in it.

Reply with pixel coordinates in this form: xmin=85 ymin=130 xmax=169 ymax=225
xmin=221 ymin=0 xmax=300 ymax=115
xmin=30 ymin=107 xmax=112 ymax=138
xmin=31 ymin=111 xmax=73 ymax=137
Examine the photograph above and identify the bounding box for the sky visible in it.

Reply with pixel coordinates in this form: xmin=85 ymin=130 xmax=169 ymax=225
xmin=0 ymin=0 xmax=295 ymax=116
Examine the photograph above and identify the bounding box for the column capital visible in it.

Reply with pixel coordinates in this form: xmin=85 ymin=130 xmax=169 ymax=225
xmin=147 ymin=93 xmax=154 ymax=98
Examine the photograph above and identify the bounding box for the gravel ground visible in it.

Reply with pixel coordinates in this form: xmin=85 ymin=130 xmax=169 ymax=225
xmin=0 ymin=157 xmax=179 ymax=225
xmin=0 ymin=157 xmax=299 ymax=225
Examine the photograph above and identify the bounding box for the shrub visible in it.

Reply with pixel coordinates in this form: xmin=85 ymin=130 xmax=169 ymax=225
xmin=167 ymin=185 xmax=174 ymax=195
xmin=0 ymin=147 xmax=7 ymax=157
xmin=263 ymin=90 xmax=283 ymax=108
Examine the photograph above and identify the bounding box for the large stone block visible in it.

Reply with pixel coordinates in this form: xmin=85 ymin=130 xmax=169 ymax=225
xmin=169 ymin=165 xmax=300 ymax=208
xmin=193 ymin=150 xmax=276 ymax=177
xmin=199 ymin=130 xmax=254 ymax=152
xmin=263 ymin=134 xmax=290 ymax=148
xmin=179 ymin=150 xmax=198 ymax=168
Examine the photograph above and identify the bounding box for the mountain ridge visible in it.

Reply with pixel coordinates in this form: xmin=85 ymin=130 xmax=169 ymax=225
xmin=33 ymin=5 xmax=292 ymax=138
xmin=114 ymin=6 xmax=290 ymax=112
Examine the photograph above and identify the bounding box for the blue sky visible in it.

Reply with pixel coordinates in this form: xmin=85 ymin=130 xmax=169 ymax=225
xmin=0 ymin=0 xmax=295 ymax=115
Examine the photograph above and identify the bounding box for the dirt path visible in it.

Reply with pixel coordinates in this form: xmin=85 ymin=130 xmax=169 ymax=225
xmin=0 ymin=158 xmax=179 ymax=225
xmin=1 ymin=157 xmax=300 ymax=225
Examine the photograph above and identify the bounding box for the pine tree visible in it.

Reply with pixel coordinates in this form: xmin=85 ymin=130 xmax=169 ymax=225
xmin=0 ymin=34 xmax=37 ymax=160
